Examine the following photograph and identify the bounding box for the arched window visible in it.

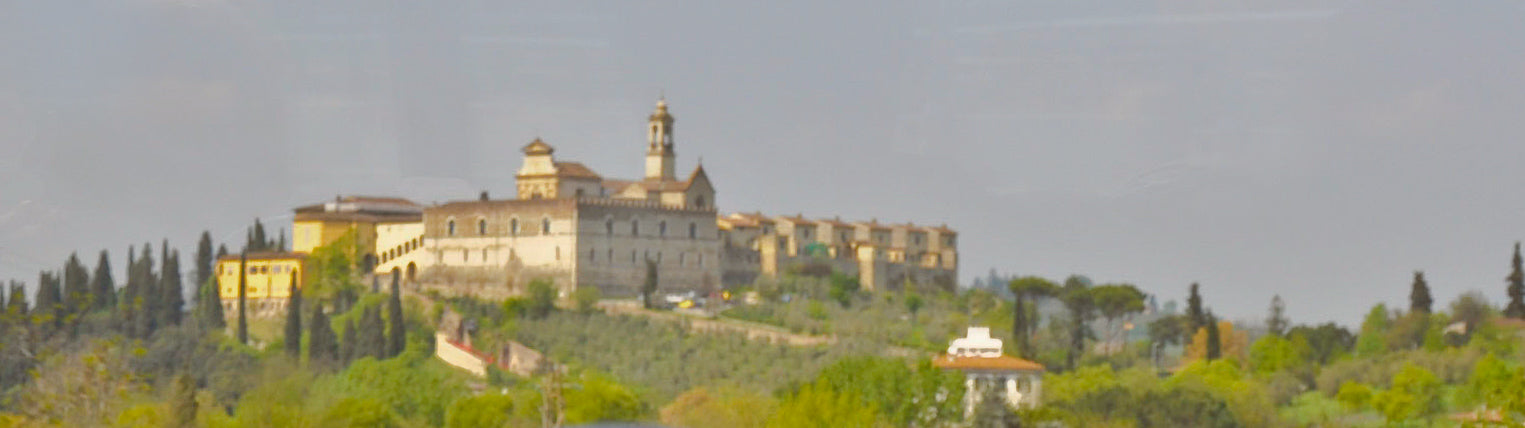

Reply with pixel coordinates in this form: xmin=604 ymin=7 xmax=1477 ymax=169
xmin=605 ymin=219 xmax=613 ymax=235
xmin=688 ymin=223 xmax=697 ymax=239
xmin=694 ymin=195 xmax=706 ymax=208
xmin=510 ymin=218 xmax=519 ymax=236
xmin=659 ymin=221 xmax=667 ymax=237
xmin=447 ymin=220 xmax=456 ymax=236
xmin=478 ymin=219 xmax=487 ymax=235
xmin=679 ymin=253 xmax=685 ymax=266
xmin=632 ymin=220 xmax=640 ymax=236
xmin=542 ymin=218 xmax=552 ymax=234
xmin=607 ymin=249 xmax=613 ymax=263
xmin=589 ymin=248 xmax=596 ymax=262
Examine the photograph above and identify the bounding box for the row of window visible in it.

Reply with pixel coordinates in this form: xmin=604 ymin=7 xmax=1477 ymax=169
xmin=380 ymin=237 xmax=424 ymax=264
xmin=603 ymin=219 xmax=700 ymax=239
xmin=585 ymin=248 xmax=705 ymax=267
xmin=217 ymin=264 xmax=296 ymax=275
xmin=444 ymin=217 xmax=706 ymax=239
xmin=431 ymin=246 xmax=708 ymax=268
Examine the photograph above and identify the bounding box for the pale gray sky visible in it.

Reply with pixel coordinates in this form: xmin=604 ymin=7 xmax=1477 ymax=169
xmin=2 ymin=1 xmax=1522 ymax=326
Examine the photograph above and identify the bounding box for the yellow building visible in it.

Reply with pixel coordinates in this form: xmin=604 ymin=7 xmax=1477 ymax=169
xmin=291 ymin=196 xmax=424 ymax=272
xmin=216 ymin=252 xmax=307 ymax=315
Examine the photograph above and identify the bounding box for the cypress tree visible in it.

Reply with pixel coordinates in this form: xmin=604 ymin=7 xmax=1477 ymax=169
xmin=1507 ymin=243 xmax=1525 ymax=319
xmin=199 ymin=277 xmax=225 ymax=330
xmin=1410 ymin=271 xmax=1433 ymax=314
xmin=1205 ymin=312 xmax=1221 ymax=361
xmin=6 ymin=282 xmax=26 ymax=321
xmin=61 ymin=253 xmax=89 ymax=318
xmin=236 ymin=253 xmax=248 ymax=345
xmin=276 ymin=229 xmax=286 ymax=252
xmin=195 ymin=231 xmax=214 ymax=291
xmin=360 ymin=306 xmax=385 ymax=360
xmin=137 ymin=243 xmax=158 ymax=337
xmin=216 ymin=244 xmax=229 ymax=258
xmin=160 ymin=251 xmax=185 ymax=327
xmin=169 ymin=374 xmax=197 ymax=428
xmin=284 ymin=272 xmax=302 ymax=359
xmin=308 ymin=303 xmax=337 ymax=368
xmin=339 ymin=318 xmax=357 ymax=364
xmin=248 ymin=219 xmax=269 ymax=252
xmin=122 ymin=245 xmax=139 ymax=337
xmin=92 ymin=250 xmax=115 ymax=311
xmin=387 ymin=272 xmax=405 ymax=357
xmin=1266 ymin=295 xmax=1288 ymax=337
xmin=1186 ymin=282 xmax=1206 ymax=334
xmin=34 ymin=271 xmax=62 ymax=333
xmin=202 ymin=268 xmax=226 ymax=330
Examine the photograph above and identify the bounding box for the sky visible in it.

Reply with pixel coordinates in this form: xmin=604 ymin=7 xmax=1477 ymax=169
xmin=1 ymin=0 xmax=1523 ymax=327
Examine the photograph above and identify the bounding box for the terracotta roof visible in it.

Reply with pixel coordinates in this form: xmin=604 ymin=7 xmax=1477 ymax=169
xmin=932 ymin=354 xmax=1044 ymax=372
xmin=776 ymin=214 xmax=814 ymax=224
xmin=925 ymin=224 xmax=958 ymax=234
xmin=217 ymin=252 xmax=307 ymax=262
xmin=816 ymin=217 xmax=854 ymax=227
xmin=522 ymin=138 xmax=554 ymax=155
xmin=294 ymin=211 xmax=422 ymax=224
xmin=553 ymin=162 xmax=602 ymax=179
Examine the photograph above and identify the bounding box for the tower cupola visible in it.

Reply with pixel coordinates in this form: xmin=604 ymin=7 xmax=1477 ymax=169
xmin=645 ymin=97 xmax=677 ymax=181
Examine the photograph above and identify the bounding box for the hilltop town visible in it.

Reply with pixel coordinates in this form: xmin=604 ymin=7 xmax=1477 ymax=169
xmin=225 ymin=99 xmax=959 ymax=310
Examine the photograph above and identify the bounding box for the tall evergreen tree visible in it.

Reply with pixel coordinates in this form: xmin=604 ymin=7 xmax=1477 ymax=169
xmin=169 ymin=374 xmax=198 ymax=428
xmin=160 ymin=250 xmax=184 ymax=327
xmin=1410 ymin=271 xmax=1433 ymax=315
xmin=360 ymin=306 xmax=386 ymax=360
xmin=276 ymin=229 xmax=287 ymax=252
xmin=339 ymin=318 xmax=357 ymax=364
xmin=137 ymin=243 xmax=159 ymax=337
xmin=91 ymin=250 xmax=115 ymax=311
xmin=1008 ymin=276 xmax=1058 ymax=359
xmin=195 ymin=231 xmax=215 ymax=291
xmin=308 ymin=303 xmax=338 ymax=368
xmin=61 ymin=253 xmax=90 ymax=318
xmin=122 ymin=245 xmax=140 ymax=337
xmin=1205 ymin=312 xmax=1222 ymax=361
xmin=199 ymin=274 xmax=226 ymax=331
xmin=34 ymin=271 xmax=63 ymax=333
xmin=642 ymin=259 xmax=659 ymax=309
xmin=388 ymin=272 xmax=405 ymax=357
xmin=284 ymin=272 xmax=302 ymax=359
xmin=1266 ymin=295 xmax=1288 ymax=337
xmin=6 ymin=282 xmax=26 ymax=319
xmin=247 ymin=219 xmax=270 ymax=252
xmin=216 ymin=244 xmax=229 ymax=258
xmin=1060 ymin=275 xmax=1094 ymax=371
xmin=1507 ymin=243 xmax=1525 ymax=319
xmin=1186 ymin=282 xmax=1207 ymax=334
xmin=236 ymin=253 xmax=248 ymax=345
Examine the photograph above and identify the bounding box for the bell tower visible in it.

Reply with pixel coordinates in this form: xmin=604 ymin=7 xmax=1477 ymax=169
xmin=644 ymin=98 xmax=677 ymax=181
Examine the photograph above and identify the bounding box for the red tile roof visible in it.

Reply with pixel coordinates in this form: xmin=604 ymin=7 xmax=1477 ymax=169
xmin=553 ymin=161 xmax=602 ymax=179
xmin=932 ymin=354 xmax=1045 ymax=372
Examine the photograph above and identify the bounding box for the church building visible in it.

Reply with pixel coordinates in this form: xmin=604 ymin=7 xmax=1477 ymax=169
xmin=413 ymin=99 xmax=721 ymax=298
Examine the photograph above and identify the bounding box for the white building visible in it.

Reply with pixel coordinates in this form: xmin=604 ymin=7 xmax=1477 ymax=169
xmin=933 ymin=327 xmax=1046 ymax=414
